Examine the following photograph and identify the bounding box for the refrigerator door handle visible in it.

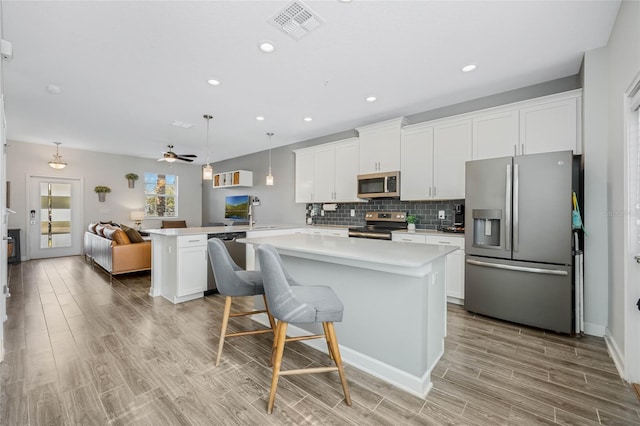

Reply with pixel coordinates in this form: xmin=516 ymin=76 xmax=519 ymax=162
xmin=466 ymin=259 xmax=568 ymax=276
xmin=513 ymin=163 xmax=519 ymax=252
xmin=505 ymin=164 xmax=512 ymax=252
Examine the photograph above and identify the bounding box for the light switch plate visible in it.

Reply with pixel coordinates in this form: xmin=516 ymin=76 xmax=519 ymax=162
xmin=438 ymin=210 xmax=445 ymax=219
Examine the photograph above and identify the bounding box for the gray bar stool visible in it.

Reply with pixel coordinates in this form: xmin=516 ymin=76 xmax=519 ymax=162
xmin=256 ymin=243 xmax=352 ymax=414
xmin=207 ymin=238 xmax=276 ymax=367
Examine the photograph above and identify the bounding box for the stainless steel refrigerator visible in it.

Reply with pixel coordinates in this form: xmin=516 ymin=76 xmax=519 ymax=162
xmin=464 ymin=150 xmax=575 ymax=333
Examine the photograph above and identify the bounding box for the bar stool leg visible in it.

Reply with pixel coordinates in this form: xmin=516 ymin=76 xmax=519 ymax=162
xmin=264 ymin=294 xmax=277 ymax=332
xmin=216 ymin=296 xmax=233 ymax=367
xmin=322 ymin=322 xmax=334 ymax=360
xmin=268 ymin=321 xmax=288 ymax=414
xmin=326 ymin=322 xmax=351 ymax=406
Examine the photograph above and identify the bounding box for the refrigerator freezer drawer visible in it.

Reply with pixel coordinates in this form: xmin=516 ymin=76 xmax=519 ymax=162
xmin=464 ymin=256 xmax=573 ymax=334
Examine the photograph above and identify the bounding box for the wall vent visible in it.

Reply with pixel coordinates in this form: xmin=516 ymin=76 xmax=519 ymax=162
xmin=269 ymin=1 xmax=324 ymax=41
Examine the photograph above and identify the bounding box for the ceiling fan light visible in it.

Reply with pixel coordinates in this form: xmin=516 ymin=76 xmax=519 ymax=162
xmin=165 ymin=157 xmax=176 ymax=163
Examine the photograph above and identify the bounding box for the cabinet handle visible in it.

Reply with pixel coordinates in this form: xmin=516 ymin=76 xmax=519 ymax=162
xmin=433 ymin=186 xmax=436 ymax=197
xmin=429 ymin=187 xmax=432 ymax=197
xmin=514 ymin=144 xmax=517 ymax=156
xmin=521 ymin=144 xmax=525 ymax=155
xmin=188 ymin=240 xmax=200 ymax=243
xmin=438 ymin=241 xmax=451 ymax=244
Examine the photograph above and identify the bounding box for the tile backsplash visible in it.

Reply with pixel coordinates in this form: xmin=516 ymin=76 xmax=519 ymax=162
xmin=306 ymin=199 xmax=464 ymax=230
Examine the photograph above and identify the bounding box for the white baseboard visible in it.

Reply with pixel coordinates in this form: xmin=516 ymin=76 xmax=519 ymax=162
xmin=604 ymin=328 xmax=625 ymax=380
xmin=584 ymin=322 xmax=606 ymax=337
xmin=254 ymin=314 xmax=436 ymax=398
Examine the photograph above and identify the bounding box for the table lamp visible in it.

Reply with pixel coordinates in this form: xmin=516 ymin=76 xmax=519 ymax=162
xmin=130 ymin=210 xmax=145 ymax=230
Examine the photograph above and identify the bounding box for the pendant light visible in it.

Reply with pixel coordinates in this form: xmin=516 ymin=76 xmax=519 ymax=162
xmin=48 ymin=142 xmax=67 ymax=169
xmin=202 ymin=114 xmax=213 ymax=180
xmin=266 ymin=132 xmax=274 ymax=186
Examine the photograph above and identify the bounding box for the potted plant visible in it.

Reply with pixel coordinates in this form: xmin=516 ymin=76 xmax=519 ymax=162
xmin=407 ymin=215 xmax=418 ymax=232
xmin=125 ymin=173 xmax=139 ymax=189
xmin=94 ymin=185 xmax=111 ymax=202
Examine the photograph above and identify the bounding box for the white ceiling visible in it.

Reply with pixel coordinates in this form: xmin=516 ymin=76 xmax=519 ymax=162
xmin=2 ymin=0 xmax=620 ymax=165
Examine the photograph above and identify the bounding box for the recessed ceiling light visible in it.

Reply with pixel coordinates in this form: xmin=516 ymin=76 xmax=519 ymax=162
xmin=46 ymin=84 xmax=62 ymax=94
xmin=303 ymin=117 xmax=313 ymax=122
xmin=259 ymin=41 xmax=276 ymax=53
xmin=461 ymin=64 xmax=477 ymax=73
xmin=256 ymin=116 xmax=265 ymax=121
xmin=171 ymin=120 xmax=194 ymax=129
xmin=207 ymin=79 xmax=220 ymax=86
xmin=366 ymin=96 xmax=377 ymax=102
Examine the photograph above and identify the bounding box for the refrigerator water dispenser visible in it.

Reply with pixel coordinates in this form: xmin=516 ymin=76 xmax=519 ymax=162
xmin=472 ymin=209 xmax=501 ymax=248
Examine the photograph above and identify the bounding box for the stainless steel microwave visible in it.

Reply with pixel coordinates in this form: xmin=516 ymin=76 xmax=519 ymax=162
xmin=357 ymin=171 xmax=400 ymax=199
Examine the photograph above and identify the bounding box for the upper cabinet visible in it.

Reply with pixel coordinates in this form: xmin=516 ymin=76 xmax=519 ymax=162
xmin=294 ymin=138 xmax=360 ymax=203
xmin=357 ymin=118 xmax=407 ymax=174
xmin=401 ymin=119 xmax=472 ymax=201
xmin=433 ymin=119 xmax=472 ymax=200
xmin=473 ymin=110 xmax=519 ymax=160
xmin=473 ymin=90 xmax=581 ymax=159
xmin=519 ymin=96 xmax=579 ymax=155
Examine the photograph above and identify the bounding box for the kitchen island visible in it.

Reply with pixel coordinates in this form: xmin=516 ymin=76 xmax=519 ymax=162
xmin=241 ymin=233 xmax=457 ymax=398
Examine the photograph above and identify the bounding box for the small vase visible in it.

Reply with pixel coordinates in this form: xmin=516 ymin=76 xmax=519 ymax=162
xmin=408 ymin=223 xmax=416 ymax=232
xmin=128 ymin=179 xmax=135 ymax=189
xmin=98 ymin=193 xmax=106 ymax=202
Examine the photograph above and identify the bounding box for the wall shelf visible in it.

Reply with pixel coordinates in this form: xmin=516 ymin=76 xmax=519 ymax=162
xmin=212 ymin=170 xmax=253 ymax=188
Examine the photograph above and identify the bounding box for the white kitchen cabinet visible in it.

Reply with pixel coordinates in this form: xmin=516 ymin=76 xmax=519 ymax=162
xmin=400 ymin=127 xmax=433 ymax=201
xmin=401 ymin=119 xmax=471 ymax=201
xmin=357 ymin=118 xmax=407 ymax=174
xmin=473 ymin=110 xmax=519 ymax=160
xmin=433 ymin=120 xmax=472 ymax=200
xmin=519 ymin=96 xmax=579 ymax=155
xmin=295 ymin=138 xmax=360 ymax=203
xmin=158 ymin=234 xmax=207 ymax=303
xmin=177 ymin=236 xmax=208 ymax=297
xmin=305 ymin=227 xmax=348 ymax=237
xmin=392 ymin=233 xmax=427 ymax=244
xmin=294 ymin=149 xmax=315 ymax=203
xmin=426 ymin=235 xmax=465 ymax=304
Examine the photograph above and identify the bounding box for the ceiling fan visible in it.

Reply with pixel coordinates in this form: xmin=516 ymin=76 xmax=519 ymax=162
xmin=157 ymin=145 xmax=197 ymax=163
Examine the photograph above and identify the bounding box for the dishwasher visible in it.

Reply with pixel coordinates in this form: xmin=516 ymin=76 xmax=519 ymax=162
xmin=205 ymin=231 xmax=246 ymax=295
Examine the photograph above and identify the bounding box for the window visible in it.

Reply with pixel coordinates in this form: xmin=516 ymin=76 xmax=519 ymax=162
xmin=144 ymin=172 xmax=178 ymax=217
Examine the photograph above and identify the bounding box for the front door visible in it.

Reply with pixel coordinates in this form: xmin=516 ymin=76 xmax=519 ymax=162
xmin=28 ymin=175 xmax=83 ymax=259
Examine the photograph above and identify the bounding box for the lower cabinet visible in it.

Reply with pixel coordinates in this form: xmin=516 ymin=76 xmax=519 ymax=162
xmin=303 ymin=227 xmax=348 ymax=237
xmin=176 ymin=236 xmax=208 ymax=297
xmin=392 ymin=233 xmax=465 ymax=304
xmin=159 ymin=234 xmax=207 ymax=303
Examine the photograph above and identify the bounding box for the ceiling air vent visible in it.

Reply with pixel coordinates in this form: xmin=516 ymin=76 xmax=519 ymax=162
xmin=269 ymin=1 xmax=324 ymax=41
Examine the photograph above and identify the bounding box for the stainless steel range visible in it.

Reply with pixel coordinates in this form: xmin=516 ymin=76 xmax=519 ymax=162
xmin=348 ymin=211 xmax=407 ymax=240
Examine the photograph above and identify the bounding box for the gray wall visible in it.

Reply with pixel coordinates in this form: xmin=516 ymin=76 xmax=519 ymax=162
xmin=6 ymin=141 xmax=202 ymax=258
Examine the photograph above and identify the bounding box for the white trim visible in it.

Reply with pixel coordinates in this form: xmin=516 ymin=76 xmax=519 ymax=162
xmin=584 ymin=322 xmax=606 ymax=337
xmin=604 ymin=328 xmax=625 ymax=381
xmin=254 ymin=314 xmax=438 ymax=398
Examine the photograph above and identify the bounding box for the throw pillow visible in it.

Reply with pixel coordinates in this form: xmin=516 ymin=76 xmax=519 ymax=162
xmin=111 ymin=228 xmax=131 ymax=245
xmin=95 ymin=224 xmax=107 ymax=236
xmin=102 ymin=225 xmax=118 ymax=240
xmin=88 ymin=222 xmax=98 ymax=233
xmin=123 ymin=227 xmax=145 ymax=243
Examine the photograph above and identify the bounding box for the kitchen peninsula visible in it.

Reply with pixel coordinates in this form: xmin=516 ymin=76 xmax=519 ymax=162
xmin=241 ymin=233 xmax=457 ymax=397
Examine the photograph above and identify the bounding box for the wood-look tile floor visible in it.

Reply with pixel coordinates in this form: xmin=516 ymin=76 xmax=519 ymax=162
xmin=1 ymin=257 xmax=639 ymax=425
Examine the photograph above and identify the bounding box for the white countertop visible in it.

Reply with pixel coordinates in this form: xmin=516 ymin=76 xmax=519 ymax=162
xmin=145 ymin=224 xmax=301 ymax=236
xmin=240 ymin=233 xmax=457 ymax=277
